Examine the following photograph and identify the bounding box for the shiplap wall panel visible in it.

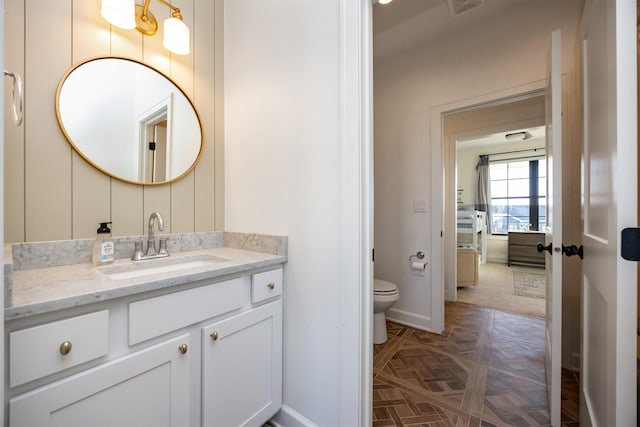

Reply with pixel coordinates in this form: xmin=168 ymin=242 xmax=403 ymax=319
xmin=110 ymin=17 xmax=144 ymax=60
xmin=4 ymin=0 xmax=25 ymax=242
xmin=24 ymin=0 xmax=73 ymax=241
xmin=169 ymin=165 xmax=196 ymax=231
xmin=213 ymin=0 xmax=224 ymax=230
xmin=71 ymin=0 xmax=112 ymax=239
xmin=6 ymin=0 xmax=219 ymax=242
xmin=194 ymin=0 xmax=217 ymax=232
xmin=141 ymin=4 xmax=172 ymax=235
xmin=143 ymin=14 xmax=170 ymax=76
xmin=109 ymin=11 xmax=145 ymax=238
xmin=170 ymin=0 xmax=195 ymax=97
xmin=169 ymin=0 xmax=196 ymax=233
xmin=143 ymin=187 xmax=171 ymax=236
xmin=111 ymin=182 xmax=145 ymax=237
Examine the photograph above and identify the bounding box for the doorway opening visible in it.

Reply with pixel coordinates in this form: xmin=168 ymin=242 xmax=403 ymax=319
xmin=454 ymin=124 xmax=547 ymax=317
xmin=137 ymin=94 xmax=173 ymax=183
xmin=442 ymin=92 xmax=547 ymax=317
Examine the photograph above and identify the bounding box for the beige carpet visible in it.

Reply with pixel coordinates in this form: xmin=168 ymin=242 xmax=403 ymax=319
xmin=456 ymin=262 xmax=545 ymax=318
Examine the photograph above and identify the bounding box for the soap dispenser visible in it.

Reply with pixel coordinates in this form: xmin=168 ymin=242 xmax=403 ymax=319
xmin=92 ymin=222 xmax=114 ymax=266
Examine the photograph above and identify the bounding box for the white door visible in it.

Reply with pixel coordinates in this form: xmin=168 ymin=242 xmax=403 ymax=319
xmin=581 ymin=1 xmax=637 ymax=425
xmin=544 ymin=29 xmax=563 ymax=427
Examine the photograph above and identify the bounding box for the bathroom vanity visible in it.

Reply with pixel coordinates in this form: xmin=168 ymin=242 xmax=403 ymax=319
xmin=3 ymin=232 xmax=286 ymax=427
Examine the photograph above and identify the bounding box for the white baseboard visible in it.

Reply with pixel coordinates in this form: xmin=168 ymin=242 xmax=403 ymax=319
xmin=486 ymin=256 xmax=507 ymax=264
xmin=268 ymin=405 xmax=318 ymax=427
xmin=385 ymin=308 xmax=433 ymax=332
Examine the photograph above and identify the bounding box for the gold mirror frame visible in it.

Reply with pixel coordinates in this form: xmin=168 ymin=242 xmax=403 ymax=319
xmin=55 ymin=56 xmax=204 ymax=185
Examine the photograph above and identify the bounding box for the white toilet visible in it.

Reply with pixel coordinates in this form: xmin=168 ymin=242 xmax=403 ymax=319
xmin=373 ymin=279 xmax=400 ymax=344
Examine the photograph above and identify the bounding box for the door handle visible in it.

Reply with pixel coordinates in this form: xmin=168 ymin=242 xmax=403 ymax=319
xmin=537 ymin=242 xmax=552 ymax=254
xmin=562 ymin=244 xmax=584 ymax=259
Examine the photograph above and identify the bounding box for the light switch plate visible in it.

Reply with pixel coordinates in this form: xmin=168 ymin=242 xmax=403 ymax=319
xmin=413 ymin=199 xmax=426 ymax=213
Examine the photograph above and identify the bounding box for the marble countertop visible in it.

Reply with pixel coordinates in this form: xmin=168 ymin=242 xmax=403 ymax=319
xmin=5 ymin=232 xmax=287 ymax=321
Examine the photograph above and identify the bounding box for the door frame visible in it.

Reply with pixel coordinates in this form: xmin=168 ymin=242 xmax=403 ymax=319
xmin=432 ymin=80 xmax=547 ymax=329
xmin=0 ymin=0 xmax=5 ymax=420
xmin=342 ymin=0 xmax=374 ymax=425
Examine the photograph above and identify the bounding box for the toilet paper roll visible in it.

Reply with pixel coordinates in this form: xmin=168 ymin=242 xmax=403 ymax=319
xmin=411 ymin=261 xmax=427 ymax=270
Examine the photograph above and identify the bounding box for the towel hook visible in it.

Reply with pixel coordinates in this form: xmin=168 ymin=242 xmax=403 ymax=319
xmin=4 ymin=69 xmax=23 ymax=126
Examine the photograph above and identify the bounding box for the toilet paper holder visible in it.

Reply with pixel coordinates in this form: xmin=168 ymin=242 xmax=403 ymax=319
xmin=409 ymin=251 xmax=427 ymax=271
xmin=409 ymin=251 xmax=425 ymax=262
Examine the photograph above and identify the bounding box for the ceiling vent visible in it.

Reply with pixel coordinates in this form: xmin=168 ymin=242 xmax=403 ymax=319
xmin=447 ymin=0 xmax=486 ymax=16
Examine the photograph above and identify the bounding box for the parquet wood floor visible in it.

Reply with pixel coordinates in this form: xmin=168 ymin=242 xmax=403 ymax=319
xmin=373 ymin=302 xmax=580 ymax=427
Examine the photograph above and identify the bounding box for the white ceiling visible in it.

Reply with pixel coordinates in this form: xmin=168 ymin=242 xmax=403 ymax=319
xmin=456 ymin=126 xmax=546 ymax=151
xmin=373 ymin=0 xmax=441 ymax=34
xmin=372 ymin=0 xmax=524 ymax=62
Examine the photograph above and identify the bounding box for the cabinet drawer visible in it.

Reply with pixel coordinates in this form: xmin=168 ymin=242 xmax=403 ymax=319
xmin=9 ymin=310 xmax=109 ymax=388
xmin=252 ymin=268 xmax=283 ymax=303
xmin=129 ymin=278 xmax=244 ymax=345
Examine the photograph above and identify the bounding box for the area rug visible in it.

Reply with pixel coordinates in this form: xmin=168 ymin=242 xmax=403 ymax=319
xmin=513 ymin=270 xmax=546 ymax=299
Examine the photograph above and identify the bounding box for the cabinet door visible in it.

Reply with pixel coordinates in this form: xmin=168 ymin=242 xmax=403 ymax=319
xmin=10 ymin=334 xmax=191 ymax=427
xmin=202 ymin=300 xmax=282 ymax=427
xmin=457 ymin=249 xmax=478 ymax=286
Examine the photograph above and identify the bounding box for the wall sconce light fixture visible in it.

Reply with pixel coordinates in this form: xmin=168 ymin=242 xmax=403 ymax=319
xmin=101 ymin=0 xmax=190 ymax=55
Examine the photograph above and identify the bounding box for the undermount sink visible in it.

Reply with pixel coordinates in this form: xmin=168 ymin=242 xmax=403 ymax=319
xmin=98 ymin=254 xmax=229 ymax=280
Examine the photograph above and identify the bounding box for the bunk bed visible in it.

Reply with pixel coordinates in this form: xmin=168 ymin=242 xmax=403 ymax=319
xmin=456 ymin=210 xmax=487 ymax=286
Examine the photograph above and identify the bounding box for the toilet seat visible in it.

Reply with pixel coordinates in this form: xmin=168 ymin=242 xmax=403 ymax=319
xmin=374 ymin=279 xmax=398 ymax=295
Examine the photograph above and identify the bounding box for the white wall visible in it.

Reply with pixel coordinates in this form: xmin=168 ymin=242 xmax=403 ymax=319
xmin=224 ymin=0 xmax=371 ymax=425
xmin=373 ymin=1 xmax=583 ymax=332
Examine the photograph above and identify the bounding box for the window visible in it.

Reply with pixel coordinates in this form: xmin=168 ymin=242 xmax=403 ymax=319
xmin=489 ymin=158 xmax=546 ymax=234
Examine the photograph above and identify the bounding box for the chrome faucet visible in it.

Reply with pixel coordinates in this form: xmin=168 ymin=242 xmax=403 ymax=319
xmin=147 ymin=211 xmax=164 ymax=254
xmin=131 ymin=211 xmax=170 ymax=260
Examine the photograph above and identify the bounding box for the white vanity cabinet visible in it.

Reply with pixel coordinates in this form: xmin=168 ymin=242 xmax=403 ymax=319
xmin=202 ymin=300 xmax=282 ymax=427
xmin=10 ymin=334 xmax=191 ymax=427
xmin=6 ymin=266 xmax=284 ymax=427
xmin=202 ymin=268 xmax=283 ymax=426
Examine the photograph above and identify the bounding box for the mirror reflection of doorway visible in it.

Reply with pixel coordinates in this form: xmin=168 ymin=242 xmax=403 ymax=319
xmin=145 ymin=119 xmax=167 ymax=183
xmin=138 ymin=94 xmax=173 ymax=183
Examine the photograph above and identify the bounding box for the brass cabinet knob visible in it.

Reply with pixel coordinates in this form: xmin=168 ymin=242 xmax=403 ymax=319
xmin=210 ymin=331 xmax=218 ymax=341
xmin=267 ymin=282 xmax=276 ymax=290
xmin=59 ymin=341 xmax=72 ymax=355
xmin=178 ymin=344 xmax=188 ymax=354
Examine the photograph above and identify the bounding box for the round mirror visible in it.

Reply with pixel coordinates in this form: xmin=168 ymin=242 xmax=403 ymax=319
xmin=56 ymin=57 xmax=203 ymax=185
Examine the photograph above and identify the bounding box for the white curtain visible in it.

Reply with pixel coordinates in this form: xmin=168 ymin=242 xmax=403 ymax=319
xmin=475 ymin=155 xmax=492 ymax=232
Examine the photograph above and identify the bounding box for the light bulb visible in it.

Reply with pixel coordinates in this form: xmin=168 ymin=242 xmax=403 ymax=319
xmin=378 ymin=0 xmax=393 ymax=4
xmin=101 ymin=0 xmax=136 ymax=30
xmin=163 ymin=17 xmax=190 ymax=55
